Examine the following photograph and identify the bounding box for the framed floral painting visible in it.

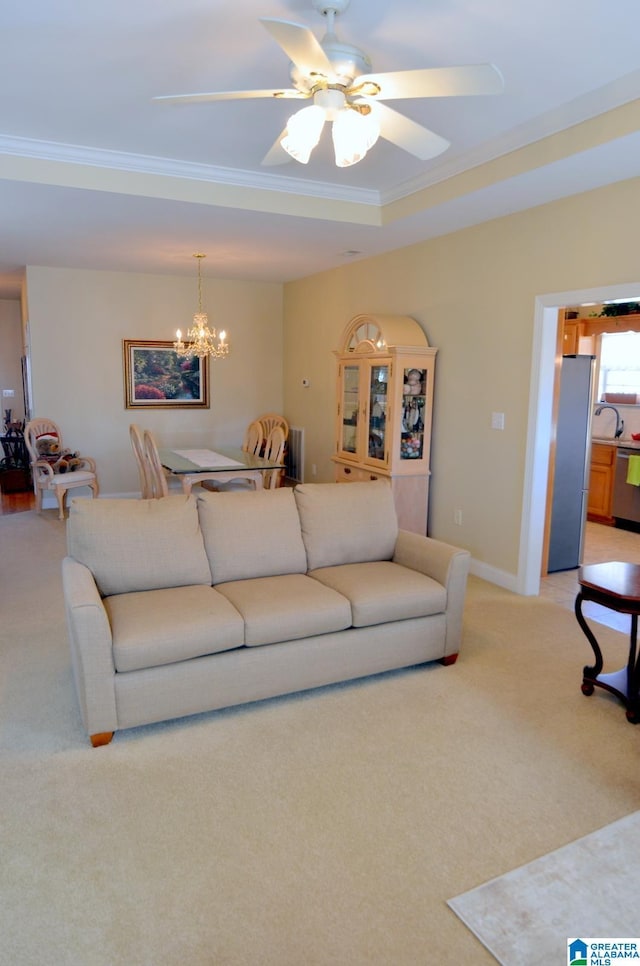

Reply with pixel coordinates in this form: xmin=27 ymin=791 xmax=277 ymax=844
xmin=123 ymin=340 xmax=209 ymax=409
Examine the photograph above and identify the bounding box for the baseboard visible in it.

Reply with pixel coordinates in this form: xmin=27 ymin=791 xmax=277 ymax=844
xmin=470 ymin=558 xmax=519 ymax=594
xmin=41 ymin=490 xmax=141 ymax=509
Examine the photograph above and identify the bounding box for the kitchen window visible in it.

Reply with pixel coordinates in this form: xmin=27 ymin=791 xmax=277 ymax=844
xmin=598 ymin=331 xmax=640 ymax=401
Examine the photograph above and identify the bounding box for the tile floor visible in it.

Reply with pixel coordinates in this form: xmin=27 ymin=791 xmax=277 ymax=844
xmin=539 ymin=521 xmax=640 ymax=631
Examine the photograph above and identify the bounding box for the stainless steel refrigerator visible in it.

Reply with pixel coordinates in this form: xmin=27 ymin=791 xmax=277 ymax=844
xmin=547 ymin=354 xmax=596 ymax=572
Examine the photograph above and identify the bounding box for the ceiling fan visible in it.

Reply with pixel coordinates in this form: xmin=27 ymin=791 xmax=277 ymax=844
xmin=154 ymin=0 xmax=504 ymax=168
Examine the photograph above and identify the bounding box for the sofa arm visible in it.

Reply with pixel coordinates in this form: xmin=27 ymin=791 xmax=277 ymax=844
xmin=62 ymin=556 xmax=117 ymax=741
xmin=393 ymin=530 xmax=471 ymax=658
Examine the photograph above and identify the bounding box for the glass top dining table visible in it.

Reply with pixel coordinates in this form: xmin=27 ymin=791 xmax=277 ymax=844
xmin=159 ymin=446 xmax=285 ymax=495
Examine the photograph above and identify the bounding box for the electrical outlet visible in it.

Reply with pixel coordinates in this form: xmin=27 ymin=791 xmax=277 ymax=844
xmin=311 ymin=463 xmax=317 ymax=476
xmin=454 ymin=509 xmax=463 ymax=526
xmin=491 ymin=411 xmax=505 ymax=430
xmin=2 ymin=389 xmax=15 ymax=397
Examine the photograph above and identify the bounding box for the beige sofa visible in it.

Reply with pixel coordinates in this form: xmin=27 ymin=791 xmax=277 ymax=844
xmin=62 ymin=482 xmax=471 ymax=746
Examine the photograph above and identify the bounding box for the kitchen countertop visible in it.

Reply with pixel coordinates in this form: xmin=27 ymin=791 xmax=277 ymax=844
xmin=592 ymin=437 xmax=640 ymax=449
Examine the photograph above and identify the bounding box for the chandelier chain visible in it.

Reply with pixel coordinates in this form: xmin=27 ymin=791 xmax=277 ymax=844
xmin=196 ymin=253 xmax=204 ymax=315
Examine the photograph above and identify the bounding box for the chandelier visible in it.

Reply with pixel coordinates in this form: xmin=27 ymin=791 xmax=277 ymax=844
xmin=174 ymin=253 xmax=229 ymax=360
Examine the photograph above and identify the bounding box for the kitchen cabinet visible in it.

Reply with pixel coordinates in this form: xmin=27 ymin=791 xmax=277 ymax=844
xmin=561 ymin=317 xmax=595 ymax=355
xmin=587 ymin=442 xmax=615 ymax=524
xmin=562 ymin=321 xmax=579 ymax=355
xmin=333 ymin=314 xmax=437 ymax=535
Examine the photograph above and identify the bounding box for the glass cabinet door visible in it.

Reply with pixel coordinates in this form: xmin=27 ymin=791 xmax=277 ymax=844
xmin=340 ymin=364 xmax=360 ymax=455
xmin=400 ymin=367 xmax=427 ymax=461
xmin=367 ymin=362 xmax=389 ymax=463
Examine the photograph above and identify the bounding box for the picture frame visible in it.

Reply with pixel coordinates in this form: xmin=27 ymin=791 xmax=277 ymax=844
xmin=123 ymin=340 xmax=209 ymax=409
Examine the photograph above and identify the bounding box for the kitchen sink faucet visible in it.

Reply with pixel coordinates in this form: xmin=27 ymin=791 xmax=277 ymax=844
xmin=595 ymin=404 xmax=624 ymax=439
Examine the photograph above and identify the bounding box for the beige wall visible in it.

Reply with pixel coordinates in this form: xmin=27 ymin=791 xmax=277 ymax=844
xmin=0 ymin=299 xmax=24 ymax=425
xmin=26 ymin=266 xmax=283 ymax=496
xmin=283 ymin=176 xmax=640 ymax=583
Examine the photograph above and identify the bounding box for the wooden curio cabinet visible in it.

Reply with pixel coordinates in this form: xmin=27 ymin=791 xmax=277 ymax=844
xmin=333 ymin=313 xmax=437 ymax=535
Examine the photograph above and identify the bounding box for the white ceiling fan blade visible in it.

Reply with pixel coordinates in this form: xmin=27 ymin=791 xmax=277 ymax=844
xmin=153 ymin=88 xmax=307 ymax=105
xmin=358 ymin=64 xmax=504 ymax=100
xmin=260 ymin=17 xmax=333 ymax=77
xmin=261 ymin=130 xmax=292 ymax=167
xmin=368 ymin=102 xmax=450 ymax=160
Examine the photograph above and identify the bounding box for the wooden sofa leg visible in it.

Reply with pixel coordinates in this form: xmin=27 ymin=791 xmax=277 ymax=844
xmin=90 ymin=731 xmax=114 ymax=747
xmin=440 ymin=653 xmax=458 ymax=666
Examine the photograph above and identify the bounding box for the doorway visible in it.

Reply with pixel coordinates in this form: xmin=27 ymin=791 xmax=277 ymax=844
xmin=519 ymin=281 xmax=640 ymax=596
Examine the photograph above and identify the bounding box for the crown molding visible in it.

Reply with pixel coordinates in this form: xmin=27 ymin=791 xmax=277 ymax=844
xmin=381 ymin=69 xmax=640 ymax=205
xmin=0 ymin=134 xmax=382 ymax=206
xmin=2 ymin=67 xmax=639 ymax=217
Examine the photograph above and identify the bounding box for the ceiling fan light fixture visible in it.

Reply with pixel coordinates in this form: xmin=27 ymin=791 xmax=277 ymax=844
xmin=332 ymin=105 xmax=379 ymax=167
xmin=313 ymin=86 xmax=346 ymax=119
xmin=158 ymin=4 xmax=505 ymax=171
xmin=281 ymin=104 xmax=326 ymax=163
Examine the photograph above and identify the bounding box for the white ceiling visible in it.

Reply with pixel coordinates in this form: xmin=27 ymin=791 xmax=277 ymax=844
xmin=1 ymin=0 xmax=640 ymax=299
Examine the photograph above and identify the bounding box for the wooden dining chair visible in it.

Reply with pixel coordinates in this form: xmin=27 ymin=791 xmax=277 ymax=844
xmin=257 ymin=414 xmax=289 ymax=446
xmin=262 ymin=425 xmax=286 ymax=490
xmin=257 ymin=414 xmax=289 ymax=477
xmin=244 ymin=419 xmax=265 ymax=457
xmin=142 ymin=429 xmax=169 ymax=499
xmin=129 ymin=424 xmax=153 ymax=499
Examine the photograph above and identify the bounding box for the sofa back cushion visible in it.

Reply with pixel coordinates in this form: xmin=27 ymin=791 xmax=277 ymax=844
xmin=67 ymin=495 xmax=212 ymax=596
xmin=197 ymin=488 xmax=308 ymax=584
xmin=294 ymin=482 xmax=398 ymax=571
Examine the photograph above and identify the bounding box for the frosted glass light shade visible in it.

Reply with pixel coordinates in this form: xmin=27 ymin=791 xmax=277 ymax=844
xmin=281 ymin=105 xmax=326 ymax=164
xmin=332 ymin=108 xmax=380 ymax=167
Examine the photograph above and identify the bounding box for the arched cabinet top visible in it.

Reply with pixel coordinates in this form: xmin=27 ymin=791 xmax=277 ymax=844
xmin=339 ymin=313 xmax=430 ymax=355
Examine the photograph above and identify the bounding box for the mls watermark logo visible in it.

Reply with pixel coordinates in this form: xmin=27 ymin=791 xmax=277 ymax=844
xmin=568 ymin=938 xmax=640 ymax=965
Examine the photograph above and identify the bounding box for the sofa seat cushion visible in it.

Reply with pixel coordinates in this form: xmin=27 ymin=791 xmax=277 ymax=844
xmin=105 ymin=585 xmax=245 ymax=672
xmin=309 ymin=561 xmax=446 ymax=628
xmin=216 ymin=573 xmax=352 ymax=647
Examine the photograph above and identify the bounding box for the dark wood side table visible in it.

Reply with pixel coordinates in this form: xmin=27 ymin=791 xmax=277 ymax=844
xmin=0 ymin=433 xmax=28 ymax=468
xmin=575 ymin=561 xmax=640 ymax=723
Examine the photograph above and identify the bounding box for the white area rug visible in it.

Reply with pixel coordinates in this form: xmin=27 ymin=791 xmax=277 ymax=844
xmin=448 ymin=811 xmax=640 ymax=964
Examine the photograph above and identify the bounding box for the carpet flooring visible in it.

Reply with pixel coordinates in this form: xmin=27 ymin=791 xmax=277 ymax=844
xmin=2 ymin=508 xmax=640 ymax=965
